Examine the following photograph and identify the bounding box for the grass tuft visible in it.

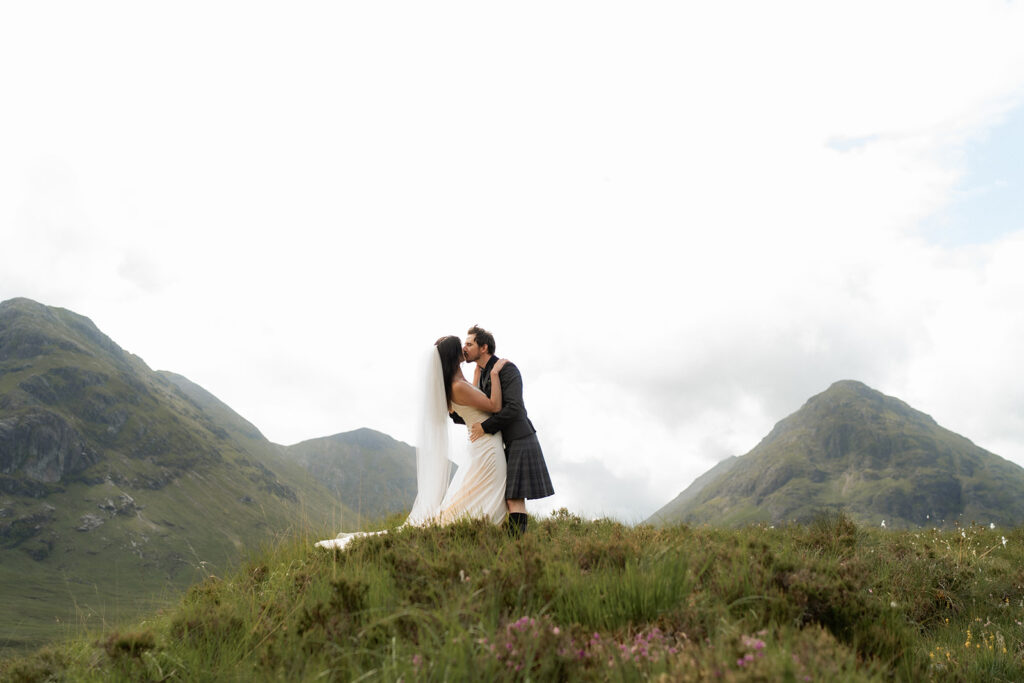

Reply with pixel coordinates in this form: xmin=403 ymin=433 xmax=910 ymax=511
xmin=3 ymin=510 xmax=1024 ymax=680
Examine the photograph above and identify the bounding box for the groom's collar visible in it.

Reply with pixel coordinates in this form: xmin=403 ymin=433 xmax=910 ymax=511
xmin=480 ymin=354 xmax=499 ymax=373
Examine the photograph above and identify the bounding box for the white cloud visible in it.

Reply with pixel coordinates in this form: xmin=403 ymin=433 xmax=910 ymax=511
xmin=3 ymin=2 xmax=1024 ymax=521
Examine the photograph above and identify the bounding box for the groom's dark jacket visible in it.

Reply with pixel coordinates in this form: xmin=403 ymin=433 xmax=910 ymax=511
xmin=452 ymin=356 xmax=536 ymax=443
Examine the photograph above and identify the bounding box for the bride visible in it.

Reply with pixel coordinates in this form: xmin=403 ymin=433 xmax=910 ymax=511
xmin=315 ymin=335 xmax=508 ymax=549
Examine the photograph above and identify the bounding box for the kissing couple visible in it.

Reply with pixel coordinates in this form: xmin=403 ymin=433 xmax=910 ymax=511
xmin=316 ymin=325 xmax=554 ymax=550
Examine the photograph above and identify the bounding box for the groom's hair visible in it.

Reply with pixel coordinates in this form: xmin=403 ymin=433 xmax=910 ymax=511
xmin=467 ymin=325 xmax=495 ymax=355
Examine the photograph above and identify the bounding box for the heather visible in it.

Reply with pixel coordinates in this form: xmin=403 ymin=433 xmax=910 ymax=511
xmin=4 ymin=511 xmax=1024 ymax=681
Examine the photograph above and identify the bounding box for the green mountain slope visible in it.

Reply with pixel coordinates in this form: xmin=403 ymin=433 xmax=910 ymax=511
xmin=159 ymin=371 xmax=418 ymax=526
xmin=648 ymin=380 xmax=1024 ymax=528
xmin=0 ymin=298 xmax=370 ymax=650
xmin=286 ymin=428 xmax=416 ymax=524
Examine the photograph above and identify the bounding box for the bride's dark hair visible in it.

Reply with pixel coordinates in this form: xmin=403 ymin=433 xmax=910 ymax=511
xmin=434 ymin=336 xmax=463 ymax=408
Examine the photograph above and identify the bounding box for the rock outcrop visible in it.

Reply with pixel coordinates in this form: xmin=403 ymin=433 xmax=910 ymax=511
xmin=0 ymin=410 xmax=100 ymax=483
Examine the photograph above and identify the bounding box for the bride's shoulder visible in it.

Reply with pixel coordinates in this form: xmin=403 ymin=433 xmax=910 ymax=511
xmin=452 ymin=378 xmax=482 ymax=394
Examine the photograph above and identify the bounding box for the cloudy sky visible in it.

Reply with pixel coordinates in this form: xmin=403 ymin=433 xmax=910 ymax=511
xmin=2 ymin=2 xmax=1024 ymax=522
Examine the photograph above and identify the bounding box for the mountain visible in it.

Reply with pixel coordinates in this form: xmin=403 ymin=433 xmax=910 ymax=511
xmin=287 ymin=428 xmax=416 ymax=523
xmin=0 ymin=298 xmax=413 ymax=650
xmin=158 ymin=371 xmax=418 ymax=522
xmin=648 ymin=380 xmax=1024 ymax=528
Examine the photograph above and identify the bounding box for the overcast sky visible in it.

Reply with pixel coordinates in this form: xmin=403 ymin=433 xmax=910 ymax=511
xmin=2 ymin=2 xmax=1024 ymax=522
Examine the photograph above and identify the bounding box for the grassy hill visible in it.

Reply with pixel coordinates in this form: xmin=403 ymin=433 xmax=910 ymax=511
xmin=3 ymin=512 xmax=1023 ymax=681
xmin=649 ymin=380 xmax=1024 ymax=529
xmin=0 ymin=298 xmax=369 ymax=651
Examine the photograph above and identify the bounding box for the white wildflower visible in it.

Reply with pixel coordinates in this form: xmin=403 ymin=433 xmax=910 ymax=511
xmin=1002 ymin=536 xmax=1008 ymax=547
xmin=880 ymin=520 xmax=886 ymax=528
xmin=990 ymin=522 xmax=996 ymax=529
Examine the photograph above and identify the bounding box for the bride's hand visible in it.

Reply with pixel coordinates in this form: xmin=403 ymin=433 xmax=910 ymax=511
xmin=492 ymin=359 xmax=508 ymax=375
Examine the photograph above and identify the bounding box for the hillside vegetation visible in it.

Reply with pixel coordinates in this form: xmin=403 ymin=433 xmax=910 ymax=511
xmin=0 ymin=298 xmax=380 ymax=650
xmin=4 ymin=512 xmax=1024 ymax=681
xmin=651 ymin=380 xmax=1024 ymax=529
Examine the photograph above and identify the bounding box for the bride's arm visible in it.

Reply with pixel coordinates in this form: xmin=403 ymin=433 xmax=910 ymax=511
xmin=484 ymin=360 xmax=506 ymax=411
xmin=479 ymin=361 xmax=524 ymax=435
xmin=451 ymin=360 xmax=506 ymax=412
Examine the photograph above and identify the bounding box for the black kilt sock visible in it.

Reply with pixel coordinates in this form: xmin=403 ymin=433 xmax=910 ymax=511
xmin=508 ymin=512 xmax=527 ymax=537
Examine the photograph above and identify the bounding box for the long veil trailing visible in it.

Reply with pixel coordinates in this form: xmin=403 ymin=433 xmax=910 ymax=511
xmin=406 ymin=346 xmax=452 ymax=525
xmin=316 ymin=346 xmax=452 ymax=549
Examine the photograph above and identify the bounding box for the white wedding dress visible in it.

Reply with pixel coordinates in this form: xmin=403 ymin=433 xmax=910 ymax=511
xmin=435 ymin=402 xmax=507 ymax=524
xmin=315 ymin=350 xmax=507 ymax=551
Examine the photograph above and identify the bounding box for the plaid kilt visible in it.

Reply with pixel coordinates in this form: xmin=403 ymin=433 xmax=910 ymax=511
xmin=504 ymin=432 xmax=554 ymax=500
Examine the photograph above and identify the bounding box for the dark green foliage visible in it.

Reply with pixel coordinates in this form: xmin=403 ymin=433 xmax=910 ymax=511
xmin=0 ymin=507 xmax=55 ymax=549
xmin=100 ymin=629 xmax=156 ymax=659
xmin=170 ymin=606 xmax=246 ymax=646
xmin=804 ymin=509 xmax=861 ymax=554
xmin=0 ymin=646 xmax=71 ymax=683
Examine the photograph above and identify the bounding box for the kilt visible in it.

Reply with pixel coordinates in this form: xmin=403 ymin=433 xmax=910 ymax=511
xmin=504 ymin=432 xmax=554 ymax=500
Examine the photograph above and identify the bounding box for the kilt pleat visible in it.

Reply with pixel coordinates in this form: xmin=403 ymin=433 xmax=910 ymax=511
xmin=504 ymin=433 xmax=554 ymax=500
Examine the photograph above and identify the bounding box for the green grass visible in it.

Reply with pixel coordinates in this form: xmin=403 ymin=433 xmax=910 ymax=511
xmin=0 ymin=473 xmax=353 ymax=655
xmin=4 ymin=511 xmax=1024 ymax=681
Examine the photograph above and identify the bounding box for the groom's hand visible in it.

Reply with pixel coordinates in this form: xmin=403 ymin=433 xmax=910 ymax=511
xmin=469 ymin=423 xmax=484 ymax=442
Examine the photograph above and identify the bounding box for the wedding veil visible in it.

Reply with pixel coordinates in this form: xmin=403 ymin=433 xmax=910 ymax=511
xmin=406 ymin=345 xmax=452 ymax=526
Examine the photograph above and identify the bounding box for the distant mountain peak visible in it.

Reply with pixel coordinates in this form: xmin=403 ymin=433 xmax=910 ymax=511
xmin=649 ymin=380 xmax=1021 ymax=528
xmin=826 ymin=378 xmax=873 ymax=391
xmin=0 ymin=296 xmax=127 ymax=365
xmin=813 ymin=379 xmax=902 ymax=405
xmin=771 ymin=379 xmax=939 ymax=437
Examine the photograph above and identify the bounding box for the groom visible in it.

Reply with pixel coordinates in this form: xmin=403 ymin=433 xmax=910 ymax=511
xmin=457 ymin=325 xmax=554 ymax=536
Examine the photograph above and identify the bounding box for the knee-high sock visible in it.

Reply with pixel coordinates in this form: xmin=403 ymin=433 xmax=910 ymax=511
xmin=508 ymin=512 xmax=527 ymax=537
